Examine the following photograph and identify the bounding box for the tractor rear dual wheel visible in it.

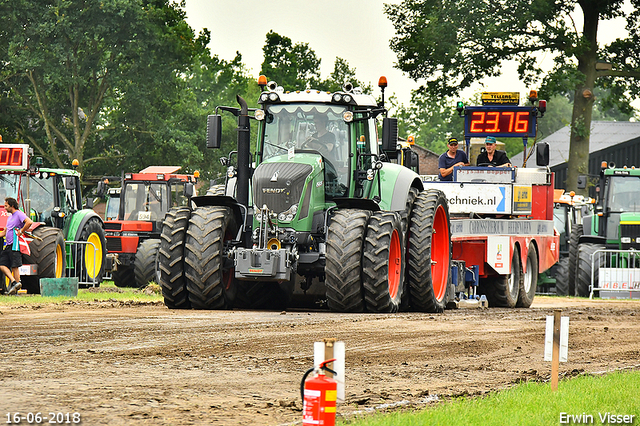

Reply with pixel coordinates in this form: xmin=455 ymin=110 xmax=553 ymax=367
xmin=363 ymin=211 xmax=405 ymax=313
xmin=159 ymin=207 xmax=191 ymax=309
xmin=406 ymin=189 xmax=451 ymax=313
xmin=134 ymin=239 xmax=161 ymax=288
xmin=552 ymin=257 xmax=570 ymax=296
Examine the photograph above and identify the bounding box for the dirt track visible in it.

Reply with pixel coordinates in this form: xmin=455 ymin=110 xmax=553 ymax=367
xmin=1 ymin=296 xmax=639 ymax=425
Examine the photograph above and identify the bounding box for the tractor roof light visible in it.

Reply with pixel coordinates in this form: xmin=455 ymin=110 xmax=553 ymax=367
xmin=407 ymin=135 xmax=415 ymax=145
xmin=258 ymin=75 xmax=268 ymax=90
xmin=378 ymin=76 xmax=388 ymax=88
xmin=72 ymin=159 xmax=79 ymax=168
xmin=193 ymin=170 xmax=200 ymax=181
xmin=538 ymin=100 xmax=547 ymax=115
xmin=601 ymin=161 xmax=608 ymax=169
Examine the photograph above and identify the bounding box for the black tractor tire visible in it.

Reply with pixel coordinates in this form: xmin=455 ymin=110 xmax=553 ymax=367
xmin=553 ymin=257 xmax=570 ymax=295
xmin=184 ymin=206 xmax=238 ymax=310
xmin=481 ymin=247 xmax=520 ymax=308
xmin=576 ymin=243 xmax=606 ymax=297
xmin=159 ymin=207 xmax=191 ymax=309
xmin=133 ymin=239 xmax=161 ymax=288
xmin=325 ymin=209 xmax=370 ymax=312
xmin=362 ymin=211 xmax=404 ymax=313
xmin=568 ymin=224 xmax=582 ymax=296
xmin=112 ymin=265 xmax=135 ymax=288
xmin=206 ymin=184 xmax=226 ymax=196
xmin=517 ymin=244 xmax=538 ymax=308
xmin=21 ymin=227 xmax=65 ymax=294
xmin=406 ymin=189 xmax=452 ymax=313
xmin=75 ymin=218 xmax=107 ymax=287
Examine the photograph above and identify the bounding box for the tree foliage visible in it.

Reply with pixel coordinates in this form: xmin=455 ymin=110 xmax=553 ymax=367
xmin=385 ymin=0 xmax=640 ymax=191
xmin=0 ymin=0 xmax=253 ymax=189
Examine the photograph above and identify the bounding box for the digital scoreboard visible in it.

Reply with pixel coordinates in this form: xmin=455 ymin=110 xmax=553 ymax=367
xmin=464 ymin=106 xmax=538 ymax=138
xmin=0 ymin=144 xmax=30 ymax=171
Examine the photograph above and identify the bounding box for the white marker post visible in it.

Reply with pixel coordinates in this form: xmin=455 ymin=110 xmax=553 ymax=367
xmin=544 ymin=310 xmax=569 ymax=391
xmin=314 ymin=339 xmax=345 ymax=402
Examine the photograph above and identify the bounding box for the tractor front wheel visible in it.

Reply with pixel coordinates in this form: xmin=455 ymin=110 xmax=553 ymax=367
xmin=325 ymin=209 xmax=370 ymax=312
xmin=184 ymin=207 xmax=238 ymax=310
xmin=134 ymin=239 xmax=161 ymax=288
xmin=576 ymin=243 xmax=605 ymax=297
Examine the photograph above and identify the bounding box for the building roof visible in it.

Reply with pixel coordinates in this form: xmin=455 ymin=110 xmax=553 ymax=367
xmin=513 ymin=121 xmax=640 ymax=168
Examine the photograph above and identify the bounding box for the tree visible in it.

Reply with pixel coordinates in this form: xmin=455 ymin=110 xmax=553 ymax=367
xmin=0 ymin=0 xmax=208 ymax=179
xmin=260 ymin=31 xmax=321 ymax=90
xmin=385 ymin=0 xmax=640 ymax=192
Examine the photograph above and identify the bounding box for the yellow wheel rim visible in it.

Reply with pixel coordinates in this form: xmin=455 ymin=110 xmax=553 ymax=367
xmin=85 ymin=232 xmax=103 ymax=279
xmin=55 ymin=243 xmax=64 ymax=278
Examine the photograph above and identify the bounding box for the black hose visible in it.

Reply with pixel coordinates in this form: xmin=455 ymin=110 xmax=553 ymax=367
xmin=300 ymin=367 xmax=315 ymax=403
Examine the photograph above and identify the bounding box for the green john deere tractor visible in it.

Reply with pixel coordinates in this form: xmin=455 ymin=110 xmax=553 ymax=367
xmin=0 ymin=144 xmax=107 ymax=293
xmin=159 ymin=78 xmax=452 ymax=312
xmin=574 ymin=162 xmax=640 ymax=297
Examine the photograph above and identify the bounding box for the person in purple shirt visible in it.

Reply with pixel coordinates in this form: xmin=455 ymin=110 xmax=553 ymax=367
xmin=438 ymin=137 xmax=469 ymax=181
xmin=0 ymin=197 xmax=33 ymax=295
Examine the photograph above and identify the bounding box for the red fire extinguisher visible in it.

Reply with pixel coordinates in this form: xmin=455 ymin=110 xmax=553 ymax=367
xmin=301 ymin=358 xmax=338 ymax=426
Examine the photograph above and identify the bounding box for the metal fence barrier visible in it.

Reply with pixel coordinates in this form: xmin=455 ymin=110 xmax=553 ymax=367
xmin=65 ymin=240 xmax=99 ymax=287
xmin=590 ymin=248 xmax=640 ymax=299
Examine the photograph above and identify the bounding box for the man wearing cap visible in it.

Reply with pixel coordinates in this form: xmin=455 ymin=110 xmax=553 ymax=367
xmin=476 ymin=136 xmax=512 ymax=167
xmin=438 ymin=137 xmax=469 ymax=181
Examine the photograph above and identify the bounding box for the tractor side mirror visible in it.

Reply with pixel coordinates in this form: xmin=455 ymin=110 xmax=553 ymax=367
xmin=184 ymin=182 xmax=194 ymax=199
xmin=84 ymin=198 xmax=94 ymax=209
xmin=577 ymin=175 xmax=587 ymax=189
xmin=381 ymin=117 xmax=398 ymax=153
xmin=536 ymin=141 xmax=549 ymax=166
xmin=96 ymin=181 xmax=105 ymax=198
xmin=65 ymin=176 xmax=76 ymax=190
xmin=207 ymin=115 xmax=222 ymax=149
xmin=409 ymin=151 xmax=419 ymax=169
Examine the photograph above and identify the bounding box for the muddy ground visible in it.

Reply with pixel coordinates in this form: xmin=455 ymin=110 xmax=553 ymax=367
xmin=1 ymin=296 xmax=639 ymax=425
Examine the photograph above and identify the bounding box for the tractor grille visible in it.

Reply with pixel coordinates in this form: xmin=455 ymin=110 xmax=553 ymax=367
xmin=620 ymin=223 xmax=640 ymax=250
xmin=104 ymin=222 xmax=122 ymax=231
xmin=253 ymin=162 xmax=312 ymax=213
xmin=106 ymin=237 xmax=122 ymax=252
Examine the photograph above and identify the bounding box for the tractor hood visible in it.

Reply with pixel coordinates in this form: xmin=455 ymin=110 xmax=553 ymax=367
xmin=253 ymin=153 xmax=322 ymax=216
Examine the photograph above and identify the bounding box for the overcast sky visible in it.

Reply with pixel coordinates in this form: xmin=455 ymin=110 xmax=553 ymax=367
xmin=183 ymin=0 xmax=631 ymax=107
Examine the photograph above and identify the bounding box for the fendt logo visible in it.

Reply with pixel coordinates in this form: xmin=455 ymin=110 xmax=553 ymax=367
xmin=262 ymin=188 xmax=287 ymax=194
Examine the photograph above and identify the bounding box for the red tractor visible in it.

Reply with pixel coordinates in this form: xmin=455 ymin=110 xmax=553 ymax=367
xmin=99 ymin=166 xmax=197 ymax=288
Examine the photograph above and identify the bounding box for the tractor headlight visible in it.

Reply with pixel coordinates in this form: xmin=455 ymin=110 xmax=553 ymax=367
xmin=256 ymin=212 xmax=263 ymax=221
xmin=278 ymin=204 xmax=298 ymax=222
xmin=621 ymin=237 xmax=631 ymax=244
xmin=254 ymin=109 xmax=265 ymax=121
xmin=342 ymin=111 xmax=353 ymax=123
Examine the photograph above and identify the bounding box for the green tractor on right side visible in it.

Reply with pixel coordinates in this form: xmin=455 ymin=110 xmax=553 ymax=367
xmin=574 ymin=162 xmax=640 ymax=298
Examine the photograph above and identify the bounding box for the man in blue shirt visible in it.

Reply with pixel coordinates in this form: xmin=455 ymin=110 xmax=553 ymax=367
xmin=438 ymin=137 xmax=469 ymax=181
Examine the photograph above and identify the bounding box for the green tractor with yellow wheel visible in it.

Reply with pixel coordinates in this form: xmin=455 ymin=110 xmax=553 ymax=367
xmin=159 ymin=77 xmax=452 ymax=312
xmin=0 ymin=143 xmax=107 ymax=293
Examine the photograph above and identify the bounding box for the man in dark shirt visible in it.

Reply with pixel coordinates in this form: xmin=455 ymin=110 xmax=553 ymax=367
xmin=438 ymin=137 xmax=469 ymax=181
xmin=476 ymin=136 xmax=512 ymax=167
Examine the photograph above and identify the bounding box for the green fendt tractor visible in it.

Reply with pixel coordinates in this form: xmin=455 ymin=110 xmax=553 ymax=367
xmin=574 ymin=162 xmax=640 ymax=297
xmin=159 ymin=77 xmax=452 ymax=312
xmin=0 ymin=144 xmax=107 ymax=293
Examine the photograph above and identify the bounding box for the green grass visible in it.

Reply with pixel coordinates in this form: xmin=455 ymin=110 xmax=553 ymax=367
xmin=341 ymin=370 xmax=640 ymax=425
xmin=0 ymin=280 xmax=163 ymax=305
